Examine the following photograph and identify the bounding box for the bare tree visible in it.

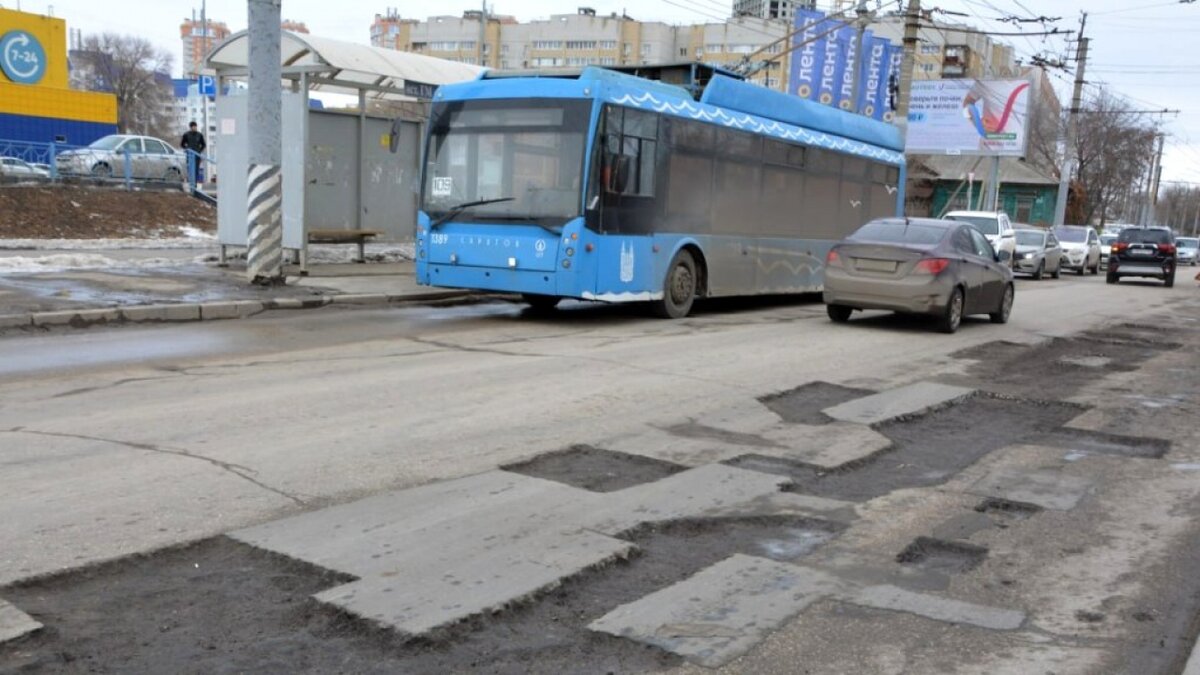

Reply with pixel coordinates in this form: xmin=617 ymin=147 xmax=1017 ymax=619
xmin=71 ymin=33 xmax=176 ymax=140
xmin=1070 ymin=89 xmax=1158 ymax=226
xmin=1156 ymin=185 xmax=1200 ymax=235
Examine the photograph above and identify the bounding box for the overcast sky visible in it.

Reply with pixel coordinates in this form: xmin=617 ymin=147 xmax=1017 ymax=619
xmin=14 ymin=0 xmax=1200 ymax=185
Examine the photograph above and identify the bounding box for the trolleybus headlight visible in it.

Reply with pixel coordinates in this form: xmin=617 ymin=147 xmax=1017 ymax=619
xmin=566 ymin=247 xmax=575 ymax=257
xmin=562 ymin=259 xmax=571 ymax=269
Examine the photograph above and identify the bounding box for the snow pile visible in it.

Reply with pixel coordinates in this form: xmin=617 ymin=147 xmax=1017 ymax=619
xmin=306 ymin=242 xmax=416 ymax=263
xmin=0 ymin=236 xmax=219 ymax=251
xmin=0 ymin=254 xmax=194 ymax=275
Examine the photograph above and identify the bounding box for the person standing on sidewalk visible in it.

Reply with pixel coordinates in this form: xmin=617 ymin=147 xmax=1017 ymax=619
xmin=181 ymin=122 xmax=207 ymax=183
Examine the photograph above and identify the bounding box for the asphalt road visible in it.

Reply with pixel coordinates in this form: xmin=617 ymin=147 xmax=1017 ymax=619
xmin=2 ymin=272 xmax=1199 ymax=673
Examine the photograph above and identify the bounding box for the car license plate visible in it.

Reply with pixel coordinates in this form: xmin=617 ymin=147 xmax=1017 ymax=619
xmin=855 ymin=258 xmax=897 ymax=272
xmin=1130 ymin=249 xmax=1152 ymax=256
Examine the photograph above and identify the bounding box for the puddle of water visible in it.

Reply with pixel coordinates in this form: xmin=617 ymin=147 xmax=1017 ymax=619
xmin=1170 ymin=463 xmax=1200 ymax=472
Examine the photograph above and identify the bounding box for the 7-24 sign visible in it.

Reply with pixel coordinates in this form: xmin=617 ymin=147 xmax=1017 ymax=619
xmin=0 ymin=30 xmax=47 ymax=85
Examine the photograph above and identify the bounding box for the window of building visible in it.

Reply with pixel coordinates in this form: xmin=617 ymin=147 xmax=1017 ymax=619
xmin=532 ymin=40 xmax=563 ymax=50
xmin=640 ymin=43 xmax=651 ymax=56
xmin=531 ymin=57 xmax=564 ymax=66
xmin=566 ymin=40 xmax=597 ymax=50
xmin=920 ymin=63 xmax=937 ymax=73
xmin=501 ymin=44 xmax=509 ymax=55
xmin=599 ymin=40 xmax=617 ymax=49
xmin=599 ymin=57 xmax=616 ymax=65
xmin=623 ymin=43 xmax=632 ymax=55
xmin=920 ymin=44 xmax=941 ymax=55
xmin=705 ymin=43 xmax=723 ymax=53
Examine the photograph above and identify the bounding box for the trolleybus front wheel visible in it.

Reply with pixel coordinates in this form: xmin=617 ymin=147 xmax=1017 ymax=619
xmin=653 ymin=249 xmax=697 ymax=319
xmin=522 ymin=294 xmax=560 ymax=312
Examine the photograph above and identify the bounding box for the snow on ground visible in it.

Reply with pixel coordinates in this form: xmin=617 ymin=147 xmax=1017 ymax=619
xmin=0 ymin=236 xmax=218 ymax=251
xmin=207 ymin=243 xmax=416 ymax=264
xmin=0 ymin=254 xmax=204 ymax=275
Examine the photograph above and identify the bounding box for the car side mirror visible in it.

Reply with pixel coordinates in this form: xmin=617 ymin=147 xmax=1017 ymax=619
xmin=996 ymin=250 xmax=1010 ymax=263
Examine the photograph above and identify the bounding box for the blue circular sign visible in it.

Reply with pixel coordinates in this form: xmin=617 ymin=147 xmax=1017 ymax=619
xmin=0 ymin=30 xmax=47 ymax=85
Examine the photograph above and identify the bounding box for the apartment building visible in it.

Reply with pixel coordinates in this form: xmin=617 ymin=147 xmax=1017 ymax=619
xmin=866 ymin=14 xmax=1018 ymax=79
xmin=180 ymin=16 xmax=230 ymax=78
xmin=370 ymin=8 xmax=793 ymax=92
xmin=732 ymin=0 xmax=816 ymax=23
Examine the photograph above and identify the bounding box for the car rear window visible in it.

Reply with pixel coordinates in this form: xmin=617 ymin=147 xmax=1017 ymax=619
xmin=850 ymin=221 xmax=947 ymax=245
xmin=946 ymin=215 xmax=1000 ymax=236
xmin=1118 ymin=229 xmax=1171 ymax=244
xmin=1055 ymin=227 xmax=1087 ymax=243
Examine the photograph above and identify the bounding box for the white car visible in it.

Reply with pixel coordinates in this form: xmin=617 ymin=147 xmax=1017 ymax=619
xmin=1054 ymin=225 xmax=1102 ymax=275
xmin=0 ymin=157 xmax=50 ymax=179
xmin=944 ymin=210 xmax=1016 ymax=267
xmin=1176 ymin=237 xmax=1199 ymax=266
xmin=54 ymin=134 xmax=186 ymax=181
xmin=1099 ymin=233 xmax=1118 ymax=269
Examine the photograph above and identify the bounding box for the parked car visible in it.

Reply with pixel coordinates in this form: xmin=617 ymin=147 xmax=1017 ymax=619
xmin=0 ymin=157 xmax=50 ymax=179
xmin=1100 ymin=233 xmax=1118 ymax=269
xmin=824 ymin=217 xmax=1015 ymax=334
xmin=944 ymin=210 xmax=1016 ymax=266
xmin=1107 ymin=226 xmax=1177 ymax=287
xmin=1176 ymin=237 xmax=1199 ymax=266
xmin=55 ymin=134 xmax=186 ymax=181
xmin=1012 ymin=227 xmax=1062 ymax=279
xmin=1054 ymin=224 xmax=1102 ymax=275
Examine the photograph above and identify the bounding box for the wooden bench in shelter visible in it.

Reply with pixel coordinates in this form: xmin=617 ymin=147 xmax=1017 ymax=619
xmin=299 ymin=228 xmax=382 ymax=274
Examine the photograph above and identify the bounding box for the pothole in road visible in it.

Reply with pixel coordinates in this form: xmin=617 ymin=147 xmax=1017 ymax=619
xmin=1041 ymin=428 xmax=1170 ymax=460
xmin=0 ymin=516 xmax=842 ymax=675
xmin=724 ymin=395 xmax=1084 ymax=502
xmin=896 ymin=537 xmax=988 ymax=574
xmin=501 ymin=444 xmax=686 ymax=492
xmin=975 ymin=497 xmax=1043 ymax=521
xmin=947 ymin=336 xmax=1178 ymax=399
xmin=759 ymin=381 xmax=876 ymax=425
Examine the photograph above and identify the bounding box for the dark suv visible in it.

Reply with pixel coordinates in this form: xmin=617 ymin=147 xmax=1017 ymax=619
xmin=1106 ymin=226 xmax=1177 ymax=287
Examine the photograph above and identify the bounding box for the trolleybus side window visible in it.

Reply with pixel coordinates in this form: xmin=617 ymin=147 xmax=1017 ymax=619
xmin=662 ymin=116 xmax=713 ymax=231
xmin=712 ymin=127 xmax=762 ymax=236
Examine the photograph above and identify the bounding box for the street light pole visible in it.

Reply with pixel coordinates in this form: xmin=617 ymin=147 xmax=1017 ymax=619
xmin=1053 ymin=14 xmax=1087 ymax=226
xmin=245 ymin=0 xmax=285 ymax=285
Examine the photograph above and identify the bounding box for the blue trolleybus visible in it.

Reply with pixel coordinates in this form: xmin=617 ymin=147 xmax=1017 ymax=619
xmin=415 ymin=65 xmax=906 ymax=318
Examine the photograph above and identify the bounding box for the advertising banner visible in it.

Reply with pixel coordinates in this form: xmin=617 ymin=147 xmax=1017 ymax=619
xmin=882 ymin=45 xmax=903 ymax=122
xmin=905 ymin=79 xmax=1033 ymax=156
xmin=857 ymin=35 xmax=888 ymax=119
xmin=787 ymin=9 xmax=826 ymax=100
xmin=815 ymin=16 xmax=847 ymax=106
xmin=835 ymin=25 xmax=860 ymax=111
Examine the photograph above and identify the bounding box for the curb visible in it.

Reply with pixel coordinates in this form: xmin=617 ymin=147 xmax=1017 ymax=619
xmin=0 ymin=290 xmax=477 ymax=332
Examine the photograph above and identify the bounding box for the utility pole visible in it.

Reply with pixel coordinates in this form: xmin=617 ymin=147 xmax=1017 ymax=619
xmin=1053 ymin=13 xmax=1087 ymax=226
xmin=847 ymin=0 xmax=870 ymax=113
xmin=1142 ymin=133 xmax=1164 ymax=225
xmin=245 ymin=0 xmax=285 ymax=285
xmin=893 ymin=0 xmax=921 ymax=129
xmin=201 ymin=0 xmax=209 ymax=153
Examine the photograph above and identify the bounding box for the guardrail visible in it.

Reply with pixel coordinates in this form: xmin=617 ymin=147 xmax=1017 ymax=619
xmin=0 ymin=138 xmax=217 ymax=197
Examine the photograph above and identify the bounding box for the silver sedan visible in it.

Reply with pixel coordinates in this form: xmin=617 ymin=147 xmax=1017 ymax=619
xmin=824 ymin=217 xmax=1015 ymax=334
xmin=1011 ymin=228 xmax=1063 ymax=280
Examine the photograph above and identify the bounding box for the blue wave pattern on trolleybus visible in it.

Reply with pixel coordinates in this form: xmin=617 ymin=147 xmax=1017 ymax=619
xmin=415 ymin=65 xmax=906 ymax=317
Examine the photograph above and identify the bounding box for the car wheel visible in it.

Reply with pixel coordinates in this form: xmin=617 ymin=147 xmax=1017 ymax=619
xmin=652 ymin=249 xmax=697 ymax=319
xmin=1051 ymin=261 xmax=1062 ymax=279
xmin=522 ymin=294 xmax=560 ymax=312
xmin=1032 ymin=261 xmax=1044 ymax=280
xmin=827 ymin=304 xmax=853 ymax=323
xmin=1077 ymin=264 xmax=1085 ymax=276
xmin=990 ymin=284 xmax=1014 ymax=324
xmin=1106 ymin=270 xmax=1118 ymax=285
xmin=90 ymin=163 xmax=112 ymax=178
xmin=936 ymin=287 xmax=964 ymax=334
xmin=1164 ymin=267 xmax=1175 ymax=288
xmin=164 ymin=166 xmax=183 ymax=182
xmin=1091 ymin=259 xmax=1100 ymax=275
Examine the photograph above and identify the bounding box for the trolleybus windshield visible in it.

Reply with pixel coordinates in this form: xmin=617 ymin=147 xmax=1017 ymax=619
xmin=422 ymin=98 xmax=591 ymax=224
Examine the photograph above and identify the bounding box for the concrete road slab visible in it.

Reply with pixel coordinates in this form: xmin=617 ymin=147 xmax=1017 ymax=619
xmin=589 ymin=554 xmax=845 ymax=667
xmin=603 ymin=427 xmax=755 ymax=467
xmin=316 ymin=530 xmax=634 ymax=636
xmin=759 ymin=422 xmax=892 ymax=469
xmin=581 ymin=464 xmax=791 ymax=535
xmin=0 ymin=598 xmax=41 ymax=644
xmin=966 ymin=467 xmax=1093 ymax=511
xmin=839 ymin=584 xmax=1025 ymax=631
xmin=822 ymin=382 xmax=975 ymax=425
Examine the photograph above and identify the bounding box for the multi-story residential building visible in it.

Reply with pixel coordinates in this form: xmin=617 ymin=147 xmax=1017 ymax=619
xmin=180 ymin=16 xmax=231 ymax=78
xmin=371 ymin=8 xmax=793 ymax=91
xmin=867 ymin=14 xmax=1018 ymax=79
xmin=732 ymin=0 xmax=815 ymax=23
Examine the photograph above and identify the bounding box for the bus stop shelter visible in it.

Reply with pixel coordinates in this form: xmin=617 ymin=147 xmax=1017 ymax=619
xmin=206 ymin=31 xmax=483 ymax=270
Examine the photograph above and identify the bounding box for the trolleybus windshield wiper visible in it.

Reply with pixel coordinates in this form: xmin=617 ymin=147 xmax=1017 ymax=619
xmin=429 ymin=197 xmax=515 ymax=229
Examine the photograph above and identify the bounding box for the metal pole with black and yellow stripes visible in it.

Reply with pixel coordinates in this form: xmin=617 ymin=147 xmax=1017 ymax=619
xmin=246 ymin=0 xmax=284 ymax=285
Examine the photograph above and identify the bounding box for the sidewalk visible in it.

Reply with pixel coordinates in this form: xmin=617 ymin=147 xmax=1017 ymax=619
xmin=0 ymin=255 xmax=478 ymax=332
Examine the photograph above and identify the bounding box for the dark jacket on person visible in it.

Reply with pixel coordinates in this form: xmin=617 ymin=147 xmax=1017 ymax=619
xmin=181 ymin=130 xmax=207 ymax=153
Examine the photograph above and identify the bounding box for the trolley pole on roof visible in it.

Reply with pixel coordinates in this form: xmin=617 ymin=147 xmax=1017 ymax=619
xmin=245 ymin=0 xmax=285 ymax=285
